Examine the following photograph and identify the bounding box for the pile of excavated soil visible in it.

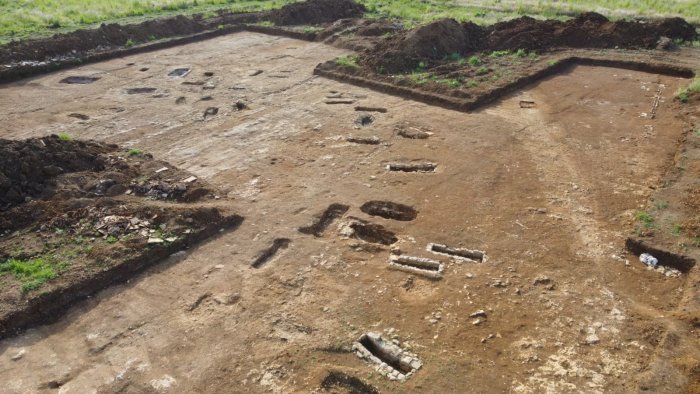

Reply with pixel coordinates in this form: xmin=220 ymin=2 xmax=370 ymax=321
xmin=0 ymin=15 xmax=211 ymax=65
xmin=0 ymin=136 xmax=212 ymax=233
xmin=0 ymin=136 xmax=111 ymax=211
xmin=365 ymin=13 xmax=698 ymax=73
xmin=270 ymin=0 xmax=366 ymax=26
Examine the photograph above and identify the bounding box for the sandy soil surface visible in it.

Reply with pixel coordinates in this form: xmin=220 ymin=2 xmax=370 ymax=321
xmin=0 ymin=31 xmax=697 ymax=393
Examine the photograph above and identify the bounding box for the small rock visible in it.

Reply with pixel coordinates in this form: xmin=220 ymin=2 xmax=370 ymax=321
xmin=10 ymin=349 xmax=25 ymax=361
xmin=472 ymin=318 xmax=482 ymax=325
xmin=470 ymin=310 xmax=487 ymax=318
xmin=148 ymin=237 xmax=164 ymax=244
xmin=656 ymin=36 xmax=675 ymax=50
xmin=212 ymin=293 xmax=240 ymax=305
xmin=533 ymin=276 xmax=552 ymax=285
xmin=585 ymin=334 xmax=600 ymax=345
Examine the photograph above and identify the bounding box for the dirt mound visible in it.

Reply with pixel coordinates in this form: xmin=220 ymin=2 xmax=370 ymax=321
xmin=364 ymin=19 xmax=481 ymax=73
xmin=0 ymin=136 xmax=111 ymax=211
xmin=0 ymin=15 xmax=208 ymax=65
xmin=365 ymin=13 xmax=698 ymax=73
xmin=270 ymin=0 xmax=366 ymax=26
xmin=485 ymin=13 xmax=697 ymax=51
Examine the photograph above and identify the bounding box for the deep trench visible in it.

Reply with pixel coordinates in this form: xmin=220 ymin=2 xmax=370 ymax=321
xmin=359 ymin=335 xmax=412 ymax=374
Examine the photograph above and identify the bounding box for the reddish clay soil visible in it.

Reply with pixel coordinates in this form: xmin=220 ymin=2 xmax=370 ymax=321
xmin=0 ymin=31 xmax=698 ymax=393
xmin=0 ymin=4 xmax=699 ymax=392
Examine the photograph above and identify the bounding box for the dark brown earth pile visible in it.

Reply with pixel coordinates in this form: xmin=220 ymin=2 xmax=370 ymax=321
xmin=485 ymin=13 xmax=697 ymax=50
xmin=0 ymin=15 xmax=211 ymax=65
xmin=270 ymin=0 xmax=366 ymax=26
xmin=0 ymin=136 xmax=211 ymax=234
xmin=0 ymin=136 xmax=111 ymax=211
xmin=365 ymin=13 xmax=698 ymax=73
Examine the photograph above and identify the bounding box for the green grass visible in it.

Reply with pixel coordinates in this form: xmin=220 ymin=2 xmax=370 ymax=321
xmin=654 ymin=200 xmax=669 ymax=210
xmin=0 ymin=256 xmax=65 ymax=293
xmin=335 ymin=54 xmax=360 ymax=68
xmin=4 ymin=0 xmax=699 ymax=45
xmin=0 ymin=0 xmax=296 ymax=43
xmin=675 ymin=76 xmax=700 ymax=103
xmin=128 ymin=148 xmax=143 ymax=156
xmin=634 ymin=210 xmax=655 ymax=228
xmin=57 ymin=133 xmax=73 ymax=141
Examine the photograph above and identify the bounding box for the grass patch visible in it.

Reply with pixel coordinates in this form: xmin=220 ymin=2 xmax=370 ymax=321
xmin=443 ymin=52 xmax=462 ymax=62
xmin=675 ymin=76 xmax=700 ymax=103
xmin=0 ymin=0 xmax=297 ymax=43
xmin=0 ymin=256 xmax=66 ymax=293
xmin=654 ymin=200 xmax=669 ymax=210
xmin=57 ymin=133 xmax=73 ymax=141
xmin=489 ymin=50 xmax=510 ymax=58
xmin=128 ymin=148 xmax=143 ymax=156
xmin=335 ymin=54 xmax=360 ymax=68
xmin=634 ymin=210 xmax=655 ymax=228
xmin=672 ymin=223 xmax=683 ymax=236
xmin=476 ymin=66 xmax=489 ymax=75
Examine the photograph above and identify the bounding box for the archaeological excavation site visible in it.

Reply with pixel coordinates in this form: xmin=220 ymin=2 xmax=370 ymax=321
xmin=1 ymin=0 xmax=700 ymax=392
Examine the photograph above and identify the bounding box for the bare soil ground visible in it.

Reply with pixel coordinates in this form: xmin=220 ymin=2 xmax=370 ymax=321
xmin=0 ymin=29 xmax=699 ymax=393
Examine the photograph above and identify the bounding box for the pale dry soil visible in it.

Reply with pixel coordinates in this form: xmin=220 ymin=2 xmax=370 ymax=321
xmin=0 ymin=32 xmax=695 ymax=393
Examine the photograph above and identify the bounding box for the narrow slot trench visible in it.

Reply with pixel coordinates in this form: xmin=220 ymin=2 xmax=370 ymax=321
xmin=361 ymin=200 xmax=417 ymax=221
xmin=250 ymin=238 xmax=290 ymax=268
xmin=299 ymin=203 xmax=349 ymax=237
xmin=347 ymin=136 xmax=381 ymax=145
xmin=60 ymin=76 xmax=100 ymax=84
xmin=625 ymin=238 xmax=694 ymax=273
xmin=359 ymin=335 xmax=412 ymax=374
xmin=428 ymin=243 xmax=485 ymax=262
xmin=391 ymin=256 xmax=441 ymax=271
xmin=387 ymin=163 xmax=437 ymax=173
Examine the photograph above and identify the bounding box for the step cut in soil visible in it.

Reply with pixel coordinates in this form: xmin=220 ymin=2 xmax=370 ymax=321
xmin=298 ymin=203 xmax=350 ymax=237
xmin=320 ymin=371 xmax=378 ymax=394
xmin=427 ymin=243 xmax=487 ymax=262
xmin=625 ymin=238 xmax=694 ymax=273
xmin=389 ymin=255 xmax=443 ymax=279
xmin=126 ymin=87 xmax=157 ymax=94
xmin=387 ymin=162 xmax=437 ymax=173
xmin=347 ymin=136 xmax=381 ymax=145
xmin=360 ymin=200 xmax=417 ymax=221
xmin=339 ymin=217 xmax=397 ymax=245
xmin=60 ymin=76 xmax=100 ymax=84
xmin=353 ymin=332 xmax=422 ymax=382
xmin=168 ymin=68 xmax=191 ymax=77
xmin=250 ymin=238 xmax=291 ymax=268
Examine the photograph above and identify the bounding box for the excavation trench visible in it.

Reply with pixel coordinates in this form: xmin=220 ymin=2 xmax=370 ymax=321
xmin=428 ymin=243 xmax=486 ymax=262
xmin=625 ymin=238 xmax=695 ymax=273
xmin=389 ymin=255 xmax=443 ymax=279
xmin=60 ymin=76 xmax=100 ymax=84
xmin=387 ymin=162 xmax=437 ymax=173
xmin=359 ymin=335 xmax=412 ymax=374
xmin=250 ymin=238 xmax=291 ymax=268
xmin=299 ymin=203 xmax=350 ymax=237
xmin=361 ymin=200 xmax=417 ymax=221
